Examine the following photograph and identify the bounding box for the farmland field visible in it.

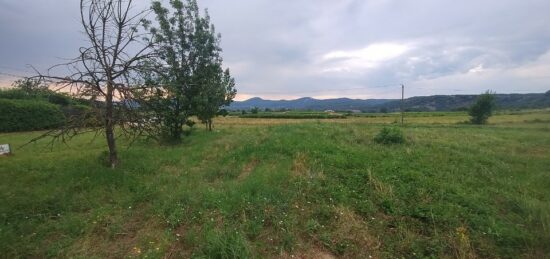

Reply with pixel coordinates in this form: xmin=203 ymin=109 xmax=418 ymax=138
xmin=1 ymin=110 xmax=549 ymax=258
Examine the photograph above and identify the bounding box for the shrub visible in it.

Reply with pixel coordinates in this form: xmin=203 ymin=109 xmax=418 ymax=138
xmin=61 ymin=104 xmax=89 ymax=116
xmin=0 ymin=88 xmax=72 ymax=106
xmin=47 ymin=93 xmax=71 ymax=106
xmin=217 ymin=109 xmax=229 ymax=117
xmin=0 ymin=89 xmax=33 ymax=100
xmin=374 ymin=127 xmax=405 ymax=144
xmin=469 ymin=91 xmax=496 ymax=124
xmin=0 ymin=99 xmax=65 ymax=132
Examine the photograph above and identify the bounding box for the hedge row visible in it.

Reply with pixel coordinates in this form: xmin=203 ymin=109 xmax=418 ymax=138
xmin=0 ymin=89 xmax=74 ymax=106
xmin=0 ymin=99 xmax=65 ymax=132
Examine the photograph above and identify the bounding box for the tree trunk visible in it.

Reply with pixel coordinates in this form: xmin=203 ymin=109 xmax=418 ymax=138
xmin=208 ymin=120 xmax=212 ymax=131
xmin=105 ymin=83 xmax=118 ymax=168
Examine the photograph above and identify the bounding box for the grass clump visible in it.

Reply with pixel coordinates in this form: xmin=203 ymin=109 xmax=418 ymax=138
xmin=374 ymin=127 xmax=405 ymax=144
xmin=199 ymin=228 xmax=252 ymax=259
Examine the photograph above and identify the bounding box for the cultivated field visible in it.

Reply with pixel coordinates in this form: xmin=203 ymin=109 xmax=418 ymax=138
xmin=1 ymin=110 xmax=549 ymax=258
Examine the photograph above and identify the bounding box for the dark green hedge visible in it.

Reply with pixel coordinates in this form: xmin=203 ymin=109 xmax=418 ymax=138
xmin=0 ymin=89 xmax=73 ymax=106
xmin=0 ymin=99 xmax=65 ymax=132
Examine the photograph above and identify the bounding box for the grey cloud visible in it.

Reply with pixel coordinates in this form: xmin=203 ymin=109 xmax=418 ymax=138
xmin=1 ymin=0 xmax=549 ymax=98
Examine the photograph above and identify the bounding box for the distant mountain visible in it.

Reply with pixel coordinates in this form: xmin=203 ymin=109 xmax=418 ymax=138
xmin=228 ymin=91 xmax=550 ymax=112
xmin=229 ymin=97 xmax=392 ymax=111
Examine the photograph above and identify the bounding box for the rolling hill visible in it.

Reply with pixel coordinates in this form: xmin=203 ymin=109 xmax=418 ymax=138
xmin=229 ymin=91 xmax=550 ymax=112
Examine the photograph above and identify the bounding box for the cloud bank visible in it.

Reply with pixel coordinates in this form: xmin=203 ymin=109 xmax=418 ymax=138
xmin=1 ymin=0 xmax=549 ymax=100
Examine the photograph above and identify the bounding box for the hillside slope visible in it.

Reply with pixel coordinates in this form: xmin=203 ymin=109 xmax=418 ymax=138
xmin=229 ymin=91 xmax=550 ymax=111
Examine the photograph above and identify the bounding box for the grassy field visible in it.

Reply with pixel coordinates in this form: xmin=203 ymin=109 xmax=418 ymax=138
xmin=239 ymin=112 xmax=347 ymax=119
xmin=1 ymin=110 xmax=549 ymax=258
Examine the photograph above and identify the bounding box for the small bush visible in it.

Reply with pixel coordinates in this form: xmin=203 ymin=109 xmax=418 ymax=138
xmin=0 ymin=99 xmax=65 ymax=132
xmin=374 ymin=127 xmax=405 ymax=144
xmin=469 ymin=91 xmax=496 ymax=124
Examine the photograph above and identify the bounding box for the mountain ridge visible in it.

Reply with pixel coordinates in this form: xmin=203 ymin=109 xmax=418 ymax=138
xmin=229 ymin=91 xmax=550 ymax=111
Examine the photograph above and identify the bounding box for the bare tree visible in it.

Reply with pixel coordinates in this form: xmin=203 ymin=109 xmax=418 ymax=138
xmin=32 ymin=0 xmax=153 ymax=168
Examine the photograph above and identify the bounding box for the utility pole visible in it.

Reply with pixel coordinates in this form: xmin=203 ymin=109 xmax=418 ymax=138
xmin=401 ymin=84 xmax=404 ymax=125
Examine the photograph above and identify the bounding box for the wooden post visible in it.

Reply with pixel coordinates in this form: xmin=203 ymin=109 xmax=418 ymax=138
xmin=401 ymin=84 xmax=405 ymax=126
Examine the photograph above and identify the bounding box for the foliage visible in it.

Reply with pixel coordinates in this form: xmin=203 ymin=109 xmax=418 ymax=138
xmin=145 ymin=0 xmax=235 ymax=140
xmin=374 ymin=127 xmax=405 ymax=144
xmin=0 ymin=87 xmax=72 ymax=107
xmin=0 ymin=88 xmax=38 ymax=100
xmin=11 ymin=78 xmax=49 ymax=94
xmin=47 ymin=94 xmax=71 ymax=106
xmin=469 ymin=91 xmax=496 ymax=124
xmin=0 ymin=99 xmax=65 ymax=132
xmin=250 ymin=107 xmax=259 ymax=114
xmin=194 ymin=69 xmax=237 ymax=131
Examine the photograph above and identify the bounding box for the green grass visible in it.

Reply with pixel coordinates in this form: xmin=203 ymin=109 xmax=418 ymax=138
xmin=239 ymin=111 xmax=347 ymax=119
xmin=1 ymin=110 xmax=549 ymax=258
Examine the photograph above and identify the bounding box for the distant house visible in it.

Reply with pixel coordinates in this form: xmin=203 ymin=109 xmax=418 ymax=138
xmin=324 ymin=110 xmax=335 ymax=113
xmin=349 ymin=110 xmax=361 ymax=113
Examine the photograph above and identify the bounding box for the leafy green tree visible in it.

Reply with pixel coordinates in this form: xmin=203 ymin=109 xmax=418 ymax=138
xmin=195 ymin=68 xmax=236 ymax=131
xmin=146 ymin=0 xmax=235 ymax=140
xmin=469 ymin=91 xmax=496 ymax=124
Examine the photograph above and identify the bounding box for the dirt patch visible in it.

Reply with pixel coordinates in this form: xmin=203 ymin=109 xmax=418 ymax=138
xmin=238 ymin=159 xmax=258 ymax=180
xmin=282 ymin=248 xmax=336 ymax=259
xmin=330 ymin=206 xmax=381 ymax=258
xmin=164 ymin=224 xmax=194 ymax=259
xmin=67 ymin=206 xmax=167 ymax=258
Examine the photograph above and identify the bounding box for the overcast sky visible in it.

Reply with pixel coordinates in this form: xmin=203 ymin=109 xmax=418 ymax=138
xmin=1 ymin=0 xmax=549 ymax=100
